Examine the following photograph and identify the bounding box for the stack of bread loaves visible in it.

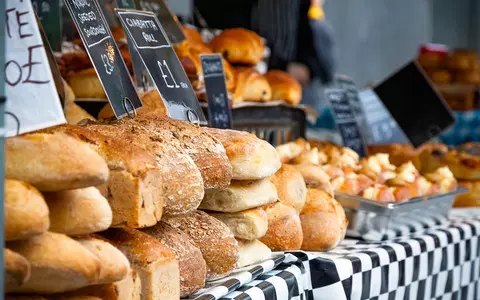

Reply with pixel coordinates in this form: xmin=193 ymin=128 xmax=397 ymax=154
xmin=4 ymin=132 xmax=135 ymax=297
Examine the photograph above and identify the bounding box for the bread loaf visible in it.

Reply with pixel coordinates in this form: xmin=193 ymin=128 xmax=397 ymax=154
xmin=269 ymin=164 xmax=307 ymax=213
xmin=300 ymin=189 xmax=348 ymax=251
xmin=80 ymin=121 xmax=204 ymax=217
xmin=41 ymin=125 xmax=164 ymax=228
xmin=7 ymin=232 xmax=101 ymax=293
xmin=164 ymin=211 xmax=239 ymax=280
xmin=76 ymin=236 xmax=130 ymax=284
xmin=6 ymin=132 xmax=109 ymax=191
xmin=99 ymin=227 xmax=180 ymax=300
xmin=203 ymin=128 xmax=281 ymax=180
xmin=44 ymin=187 xmax=112 ymax=235
xmin=65 ymin=103 xmax=95 ymax=125
xmin=208 ymin=207 xmax=268 ymax=240
xmin=259 ymin=202 xmax=303 ymax=251
xmin=236 ymin=239 xmax=272 ymax=268
xmin=141 ymin=221 xmax=207 ymax=297
xmin=200 ymin=179 xmax=278 ymax=213
xmin=97 ymin=90 xmax=167 ymax=120
xmin=5 ymin=248 xmax=31 ymax=292
xmin=5 ymin=179 xmax=49 ymax=241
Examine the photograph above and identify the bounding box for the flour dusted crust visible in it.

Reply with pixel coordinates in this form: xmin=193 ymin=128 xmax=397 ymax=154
xmin=260 ymin=202 xmax=303 ymax=251
xmin=210 ymin=28 xmax=264 ymax=66
xmin=204 ymin=127 xmax=281 ymax=180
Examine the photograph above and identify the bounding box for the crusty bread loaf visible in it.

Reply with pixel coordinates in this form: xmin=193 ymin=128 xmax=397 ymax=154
xmin=200 ymin=179 xmax=278 ymax=213
xmin=164 ymin=211 xmax=239 ymax=280
xmin=5 ymin=179 xmax=49 ymax=241
xmin=265 ymin=70 xmax=302 ymax=105
xmin=65 ymin=103 xmax=96 ymax=125
xmin=209 ymin=28 xmax=264 ymax=66
xmin=260 ymin=202 xmax=303 ymax=251
xmin=41 ymin=125 xmax=164 ymax=228
xmin=99 ymin=227 xmax=180 ymax=300
xmin=203 ymin=128 xmax=281 ymax=180
xmin=236 ymin=239 xmax=272 ymax=268
xmin=6 ymin=132 xmax=109 ymax=191
xmin=208 ymin=207 xmax=268 ymax=240
xmin=108 ymin=115 xmax=232 ymax=189
xmin=7 ymin=232 xmax=101 ymax=293
xmin=300 ymin=188 xmax=348 ymax=251
xmin=76 ymin=236 xmax=130 ymax=284
xmin=80 ymin=121 xmax=204 ymax=217
xmin=269 ymin=164 xmax=307 ymax=213
xmin=97 ymin=90 xmax=167 ymax=120
xmin=44 ymin=187 xmax=112 ymax=235
xmin=141 ymin=221 xmax=207 ymax=297
xmin=5 ymin=248 xmax=31 ymax=292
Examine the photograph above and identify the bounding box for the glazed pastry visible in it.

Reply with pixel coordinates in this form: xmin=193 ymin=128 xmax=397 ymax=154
xmin=210 ymin=28 xmax=264 ymax=66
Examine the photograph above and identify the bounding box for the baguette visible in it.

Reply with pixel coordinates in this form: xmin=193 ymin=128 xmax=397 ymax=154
xmin=7 ymin=232 xmax=101 ymax=293
xmin=200 ymin=179 xmax=278 ymax=213
xmin=41 ymin=125 xmax=164 ymax=228
xmin=99 ymin=227 xmax=180 ymax=300
xmin=5 ymin=179 xmax=49 ymax=241
xmin=208 ymin=207 xmax=268 ymax=240
xmin=80 ymin=121 xmax=204 ymax=217
xmin=164 ymin=211 xmax=239 ymax=280
xmin=5 ymin=248 xmax=31 ymax=292
xmin=236 ymin=239 xmax=272 ymax=268
xmin=6 ymin=132 xmax=109 ymax=191
xmin=44 ymin=187 xmax=112 ymax=235
xmin=203 ymin=128 xmax=281 ymax=180
xmin=141 ymin=221 xmax=207 ymax=297
xmin=260 ymin=202 xmax=303 ymax=251
xmin=269 ymin=164 xmax=307 ymax=213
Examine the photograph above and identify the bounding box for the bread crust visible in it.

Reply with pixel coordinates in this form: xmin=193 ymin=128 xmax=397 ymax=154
xmin=67 ymin=68 xmax=106 ymax=99
xmin=5 ymin=248 xmax=31 ymax=292
xmin=236 ymin=239 xmax=271 ymax=268
xmin=210 ymin=28 xmax=264 ymax=65
xmin=208 ymin=207 xmax=268 ymax=240
xmin=265 ymin=70 xmax=302 ymax=105
xmin=269 ymin=164 xmax=307 ymax=213
xmin=232 ymin=67 xmax=271 ymax=102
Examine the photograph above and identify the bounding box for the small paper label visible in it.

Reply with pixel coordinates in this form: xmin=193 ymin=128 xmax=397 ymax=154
xmin=200 ymin=54 xmax=231 ymax=129
xmin=4 ymin=0 xmax=66 ymax=136
xmin=116 ymin=9 xmax=205 ymax=124
xmin=63 ymin=0 xmax=142 ymax=119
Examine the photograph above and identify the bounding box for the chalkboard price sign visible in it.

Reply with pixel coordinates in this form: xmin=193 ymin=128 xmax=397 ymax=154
xmin=115 ymin=9 xmax=206 ymax=124
xmin=200 ymin=54 xmax=232 ymax=129
xmin=63 ymin=0 xmax=141 ymax=119
xmin=326 ymin=88 xmax=366 ymax=157
xmin=31 ymin=0 xmax=62 ymax=51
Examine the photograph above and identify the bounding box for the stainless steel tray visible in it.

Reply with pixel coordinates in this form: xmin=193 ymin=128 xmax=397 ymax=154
xmin=335 ymin=188 xmax=467 ymax=241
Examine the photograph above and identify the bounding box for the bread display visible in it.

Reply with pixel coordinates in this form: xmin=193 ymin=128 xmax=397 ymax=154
xmin=232 ymin=67 xmax=272 ymax=102
xmin=236 ymin=239 xmax=272 ymax=268
xmin=269 ymin=164 xmax=307 ymax=213
xmin=265 ymin=70 xmax=302 ymax=105
xmin=6 ymin=132 xmax=109 ymax=191
xmin=5 ymin=249 xmax=31 ymax=292
xmin=5 ymin=179 xmax=49 ymax=241
xmin=7 ymin=232 xmax=101 ymax=293
xmin=164 ymin=211 xmax=239 ymax=280
xmin=208 ymin=207 xmax=268 ymax=240
xmin=99 ymin=227 xmax=180 ymax=300
xmin=141 ymin=221 xmax=207 ymax=297
xmin=204 ymin=127 xmax=281 ymax=180
xmin=260 ymin=202 xmax=303 ymax=251
xmin=210 ymin=28 xmax=264 ymax=66
xmin=44 ymin=187 xmax=112 ymax=235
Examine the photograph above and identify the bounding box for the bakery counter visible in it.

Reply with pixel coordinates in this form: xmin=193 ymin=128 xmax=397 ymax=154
xmin=193 ymin=208 xmax=480 ymax=300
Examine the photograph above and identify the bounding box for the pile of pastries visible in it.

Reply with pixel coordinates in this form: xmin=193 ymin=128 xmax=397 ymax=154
xmin=276 ymin=139 xmax=458 ymax=203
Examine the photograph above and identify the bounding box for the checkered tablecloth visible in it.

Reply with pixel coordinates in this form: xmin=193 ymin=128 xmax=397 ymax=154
xmin=193 ymin=209 xmax=480 ymax=300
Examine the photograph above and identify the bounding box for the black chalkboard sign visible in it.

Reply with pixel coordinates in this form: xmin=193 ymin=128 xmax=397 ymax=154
xmin=32 ymin=0 xmax=62 ymax=51
xmin=136 ymin=0 xmax=185 ymax=44
xmin=115 ymin=9 xmax=205 ymax=124
xmin=63 ymin=0 xmax=141 ymax=119
xmin=374 ymin=60 xmax=455 ymax=147
xmin=200 ymin=54 xmax=232 ymax=129
xmin=326 ymin=88 xmax=366 ymax=157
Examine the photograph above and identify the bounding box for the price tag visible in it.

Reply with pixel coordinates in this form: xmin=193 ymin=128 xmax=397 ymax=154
xmin=200 ymin=54 xmax=232 ymax=129
xmin=115 ymin=9 xmax=206 ymax=124
xmin=63 ymin=0 xmax=142 ymax=119
xmin=136 ymin=0 xmax=185 ymax=44
xmin=31 ymin=0 xmax=62 ymax=51
xmin=326 ymin=88 xmax=366 ymax=157
xmin=374 ymin=60 xmax=455 ymax=147
xmin=4 ymin=0 xmax=66 ymax=136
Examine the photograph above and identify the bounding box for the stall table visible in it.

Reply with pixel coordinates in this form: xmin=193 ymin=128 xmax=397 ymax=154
xmin=193 ymin=209 xmax=480 ymax=300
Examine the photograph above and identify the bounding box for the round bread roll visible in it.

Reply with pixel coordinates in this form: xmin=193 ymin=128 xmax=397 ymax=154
xmin=265 ymin=70 xmax=302 ymax=105
xmin=232 ymin=68 xmax=271 ymax=102
xmin=300 ymin=189 xmax=348 ymax=251
xmin=269 ymin=164 xmax=307 ymax=213
xmin=259 ymin=202 xmax=303 ymax=251
xmin=210 ymin=28 xmax=264 ymax=66
xmin=67 ymin=68 xmax=106 ymax=99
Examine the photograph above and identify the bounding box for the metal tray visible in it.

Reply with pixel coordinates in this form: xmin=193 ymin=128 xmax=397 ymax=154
xmin=335 ymin=188 xmax=467 ymax=241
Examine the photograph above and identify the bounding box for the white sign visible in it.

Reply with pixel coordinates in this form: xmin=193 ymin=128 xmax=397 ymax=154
xmin=4 ymin=0 xmax=65 ymax=137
